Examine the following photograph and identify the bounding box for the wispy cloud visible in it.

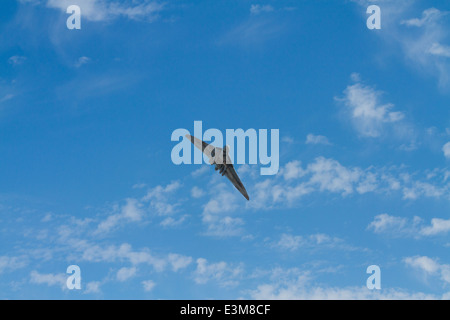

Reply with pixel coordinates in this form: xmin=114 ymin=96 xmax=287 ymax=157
xmin=45 ymin=0 xmax=164 ymax=22
xmin=142 ymin=279 xmax=156 ymax=292
xmin=404 ymin=256 xmax=450 ymax=286
xmin=250 ymin=4 xmax=274 ymax=15
xmin=274 ymin=233 xmax=359 ymax=252
xmin=0 ymin=255 xmax=28 ymax=274
xmin=8 ymin=55 xmax=27 ymax=65
xmin=400 ymin=8 xmax=448 ymax=27
xmin=368 ymin=213 xmax=450 ymax=237
xmin=143 ymin=181 xmax=182 ymax=215
xmin=29 ymin=270 xmax=66 ymax=289
xmin=305 ymin=134 xmax=331 ymax=145
xmin=247 ymin=265 xmax=440 ymax=299
xmin=336 ymin=77 xmax=405 ymax=138
xmin=357 ymin=2 xmax=450 ymax=88
xmin=443 ymin=142 xmax=450 ymax=159
xmin=428 ymin=43 xmax=450 ymax=58
xmin=74 ymin=56 xmax=91 ymax=68
xmin=193 ymin=258 xmax=243 ymax=287
xmin=95 ymin=198 xmax=144 ymax=234
xmin=116 ymin=266 xmax=137 ymax=282
xmin=247 ymin=156 xmax=450 ymax=211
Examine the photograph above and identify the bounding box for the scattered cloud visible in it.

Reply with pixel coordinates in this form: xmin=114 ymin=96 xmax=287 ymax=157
xmin=202 ymin=182 xmax=244 ymax=237
xmin=443 ymin=142 xmax=450 ymax=159
xmin=428 ymin=43 xmax=450 ymax=58
xmin=400 ymin=8 xmax=447 ymax=27
xmin=247 ymin=265 xmax=440 ymax=299
xmin=404 ymin=256 xmax=450 ymax=285
xmin=45 ymin=0 xmax=164 ymax=22
xmin=143 ymin=181 xmax=182 ymax=215
xmin=95 ymin=198 xmax=143 ymax=234
xmin=281 ymin=160 xmax=306 ymax=180
xmin=249 ymin=283 xmax=439 ymax=300
xmin=0 ymin=255 xmax=27 ymax=274
xmin=8 ymin=55 xmax=26 ymax=65
xmin=168 ymin=253 xmax=193 ymax=272
xmin=337 ymin=79 xmax=405 ymax=138
xmin=84 ymin=281 xmax=102 ymax=294
xmin=274 ymin=233 xmax=358 ymax=252
xmin=305 ymin=134 xmax=331 ymax=145
xmin=160 ymin=215 xmax=188 ymax=227
xmin=0 ymin=94 xmax=15 ymax=104
xmin=250 ymin=4 xmax=274 ymax=15
xmin=75 ymin=56 xmax=91 ymax=68
xmin=193 ymin=258 xmax=243 ymax=287
xmin=368 ymin=214 xmax=450 ymax=237
xmin=29 ymin=270 xmax=66 ymax=289
xmin=191 ymin=186 xmax=205 ymax=198
xmin=142 ymin=279 xmax=156 ymax=292
xmin=116 ymin=266 xmax=137 ymax=282
xmin=248 ymin=156 xmax=450 ymax=211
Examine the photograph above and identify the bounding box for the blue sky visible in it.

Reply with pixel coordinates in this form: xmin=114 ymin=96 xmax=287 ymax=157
xmin=1 ymin=0 xmax=450 ymax=299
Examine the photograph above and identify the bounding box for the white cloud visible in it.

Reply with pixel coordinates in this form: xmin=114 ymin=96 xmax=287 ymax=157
xmin=116 ymin=266 xmax=137 ymax=282
xmin=191 ymin=186 xmax=205 ymax=198
xmin=193 ymin=258 xmax=243 ymax=287
xmin=247 ymin=265 xmax=439 ymax=299
xmin=132 ymin=183 xmax=147 ymax=189
xmin=142 ymin=280 xmax=156 ymax=292
xmin=75 ymin=56 xmax=91 ymax=68
xmin=368 ymin=213 xmax=410 ymax=234
xmin=307 ymin=157 xmax=361 ymax=195
xmin=0 ymin=256 xmax=27 ymax=274
xmin=247 ymin=156 xmax=450 ymax=212
xmin=160 ymin=215 xmax=188 ymax=227
xmin=250 ymin=4 xmax=274 ymax=15
xmin=282 ymin=160 xmax=306 ymax=180
xmin=46 ymin=0 xmax=164 ymax=22
xmin=375 ymin=4 xmax=450 ymax=88
xmin=305 ymin=134 xmax=331 ymax=145
xmin=249 ymin=284 xmax=438 ymax=300
xmin=8 ymin=55 xmax=26 ymax=65
xmin=420 ymin=218 xmax=450 ymax=236
xmin=168 ymin=253 xmax=192 ymax=272
xmin=275 ymin=233 xmax=355 ymax=252
xmin=402 ymin=181 xmax=446 ymax=200
xmin=404 ymin=256 xmax=450 ymax=285
xmin=218 ymin=12 xmax=284 ymax=47
xmin=401 ymin=8 xmax=447 ymax=27
xmin=191 ymin=165 xmax=209 ymax=177
xmin=143 ymin=181 xmax=182 ymax=215
xmin=281 ymin=136 xmax=294 ymax=144
xmin=79 ymin=242 xmax=167 ymax=272
xmin=428 ymin=43 xmax=450 ymax=58
xmin=84 ymin=281 xmax=101 ymax=294
xmin=122 ymin=198 xmax=143 ymax=221
xmin=202 ymin=183 xmax=244 ymax=237
xmin=30 ymin=270 xmax=66 ymax=289
xmin=443 ymin=142 xmax=450 ymax=159
xmin=0 ymin=93 xmax=14 ymax=104
xmin=350 ymin=72 xmax=361 ymax=82
xmin=338 ymin=81 xmax=404 ymax=137
xmin=368 ymin=214 xmax=450 ymax=237
xmin=95 ymin=198 xmax=143 ymax=234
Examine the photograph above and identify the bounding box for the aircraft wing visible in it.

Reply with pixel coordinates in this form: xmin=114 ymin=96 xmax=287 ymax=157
xmin=224 ymin=164 xmax=250 ymax=201
xmin=185 ymin=134 xmax=249 ymax=200
xmin=185 ymin=134 xmax=217 ymax=163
